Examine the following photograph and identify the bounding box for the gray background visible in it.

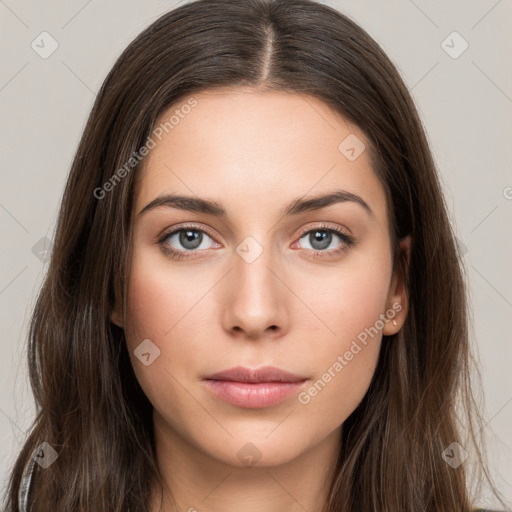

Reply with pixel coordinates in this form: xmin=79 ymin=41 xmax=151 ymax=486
xmin=1 ymin=0 xmax=511 ymax=508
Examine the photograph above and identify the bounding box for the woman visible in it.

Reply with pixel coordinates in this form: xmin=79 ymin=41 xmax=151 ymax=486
xmin=3 ymin=0 xmax=508 ymax=510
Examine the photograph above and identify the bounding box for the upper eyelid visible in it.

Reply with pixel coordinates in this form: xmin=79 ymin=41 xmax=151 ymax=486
xmin=297 ymin=222 xmax=351 ymax=237
xmin=159 ymin=223 xmax=217 ymax=242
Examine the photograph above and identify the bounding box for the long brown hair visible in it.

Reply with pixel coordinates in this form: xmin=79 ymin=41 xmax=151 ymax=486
xmin=3 ymin=0 xmax=507 ymax=510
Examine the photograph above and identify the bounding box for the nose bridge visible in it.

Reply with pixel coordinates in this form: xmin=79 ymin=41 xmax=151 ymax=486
xmin=223 ymin=231 xmax=286 ymax=335
xmin=234 ymin=232 xmax=279 ymax=300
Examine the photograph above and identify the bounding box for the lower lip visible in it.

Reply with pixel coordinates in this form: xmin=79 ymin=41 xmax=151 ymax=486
xmin=203 ymin=379 xmax=307 ymax=408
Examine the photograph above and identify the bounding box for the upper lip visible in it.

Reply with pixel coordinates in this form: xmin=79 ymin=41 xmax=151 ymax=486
xmin=204 ymin=365 xmax=307 ymax=383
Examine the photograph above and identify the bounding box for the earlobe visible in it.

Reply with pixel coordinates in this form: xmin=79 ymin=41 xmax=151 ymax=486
xmin=110 ymin=307 xmax=124 ymax=328
xmin=383 ymin=235 xmax=411 ymax=336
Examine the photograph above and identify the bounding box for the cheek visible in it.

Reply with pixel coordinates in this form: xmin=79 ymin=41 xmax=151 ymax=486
xmin=124 ymin=269 xmax=173 ymax=347
xmin=122 ymin=249 xmax=205 ymax=387
xmin=122 ymin=252 xmax=206 ymax=419
xmin=294 ymin=245 xmax=392 ymax=424
xmin=124 ymin=245 xmax=204 ymax=342
xmin=295 ymin=293 xmax=385 ymax=435
xmin=301 ymin=242 xmax=392 ymax=352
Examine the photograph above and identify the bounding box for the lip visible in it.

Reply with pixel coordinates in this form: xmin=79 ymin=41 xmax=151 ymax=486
xmin=203 ymin=365 xmax=308 ymax=409
xmin=204 ymin=365 xmax=306 ymax=383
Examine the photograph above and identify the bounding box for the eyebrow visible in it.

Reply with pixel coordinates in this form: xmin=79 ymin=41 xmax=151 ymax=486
xmin=138 ymin=190 xmax=374 ymax=218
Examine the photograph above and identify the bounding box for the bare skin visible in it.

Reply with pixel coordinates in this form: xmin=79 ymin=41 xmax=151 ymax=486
xmin=111 ymin=87 xmax=410 ymax=512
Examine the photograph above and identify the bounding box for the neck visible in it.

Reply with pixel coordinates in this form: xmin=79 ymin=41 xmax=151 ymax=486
xmin=149 ymin=411 xmax=341 ymax=512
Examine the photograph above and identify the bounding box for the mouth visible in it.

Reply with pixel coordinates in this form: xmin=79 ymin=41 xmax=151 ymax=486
xmin=202 ymin=365 xmax=308 ymax=409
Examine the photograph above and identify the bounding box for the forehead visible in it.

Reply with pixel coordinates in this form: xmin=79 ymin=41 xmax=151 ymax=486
xmin=133 ymin=88 xmax=387 ymax=223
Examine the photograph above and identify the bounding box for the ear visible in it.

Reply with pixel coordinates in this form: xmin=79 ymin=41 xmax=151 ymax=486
xmin=110 ymin=275 xmax=124 ymax=328
xmin=110 ymin=302 xmax=124 ymax=328
xmin=383 ymin=235 xmax=411 ymax=336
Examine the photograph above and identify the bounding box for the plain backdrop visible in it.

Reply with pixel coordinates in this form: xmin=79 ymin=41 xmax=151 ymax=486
xmin=1 ymin=0 xmax=511 ymax=508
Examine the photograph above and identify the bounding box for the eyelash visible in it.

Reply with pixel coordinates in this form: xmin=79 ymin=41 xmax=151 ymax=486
xmin=157 ymin=222 xmax=355 ymax=261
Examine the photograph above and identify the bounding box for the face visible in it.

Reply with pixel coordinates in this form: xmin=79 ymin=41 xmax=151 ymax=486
xmin=112 ymin=88 xmax=409 ymax=468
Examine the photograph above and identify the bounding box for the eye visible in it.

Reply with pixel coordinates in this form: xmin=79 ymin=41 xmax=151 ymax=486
xmin=157 ymin=222 xmax=355 ymax=261
xmin=158 ymin=225 xmax=219 ymax=260
xmin=295 ymin=223 xmax=355 ymax=258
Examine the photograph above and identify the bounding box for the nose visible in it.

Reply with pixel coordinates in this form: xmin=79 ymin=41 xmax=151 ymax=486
xmin=221 ymin=238 xmax=289 ymax=340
